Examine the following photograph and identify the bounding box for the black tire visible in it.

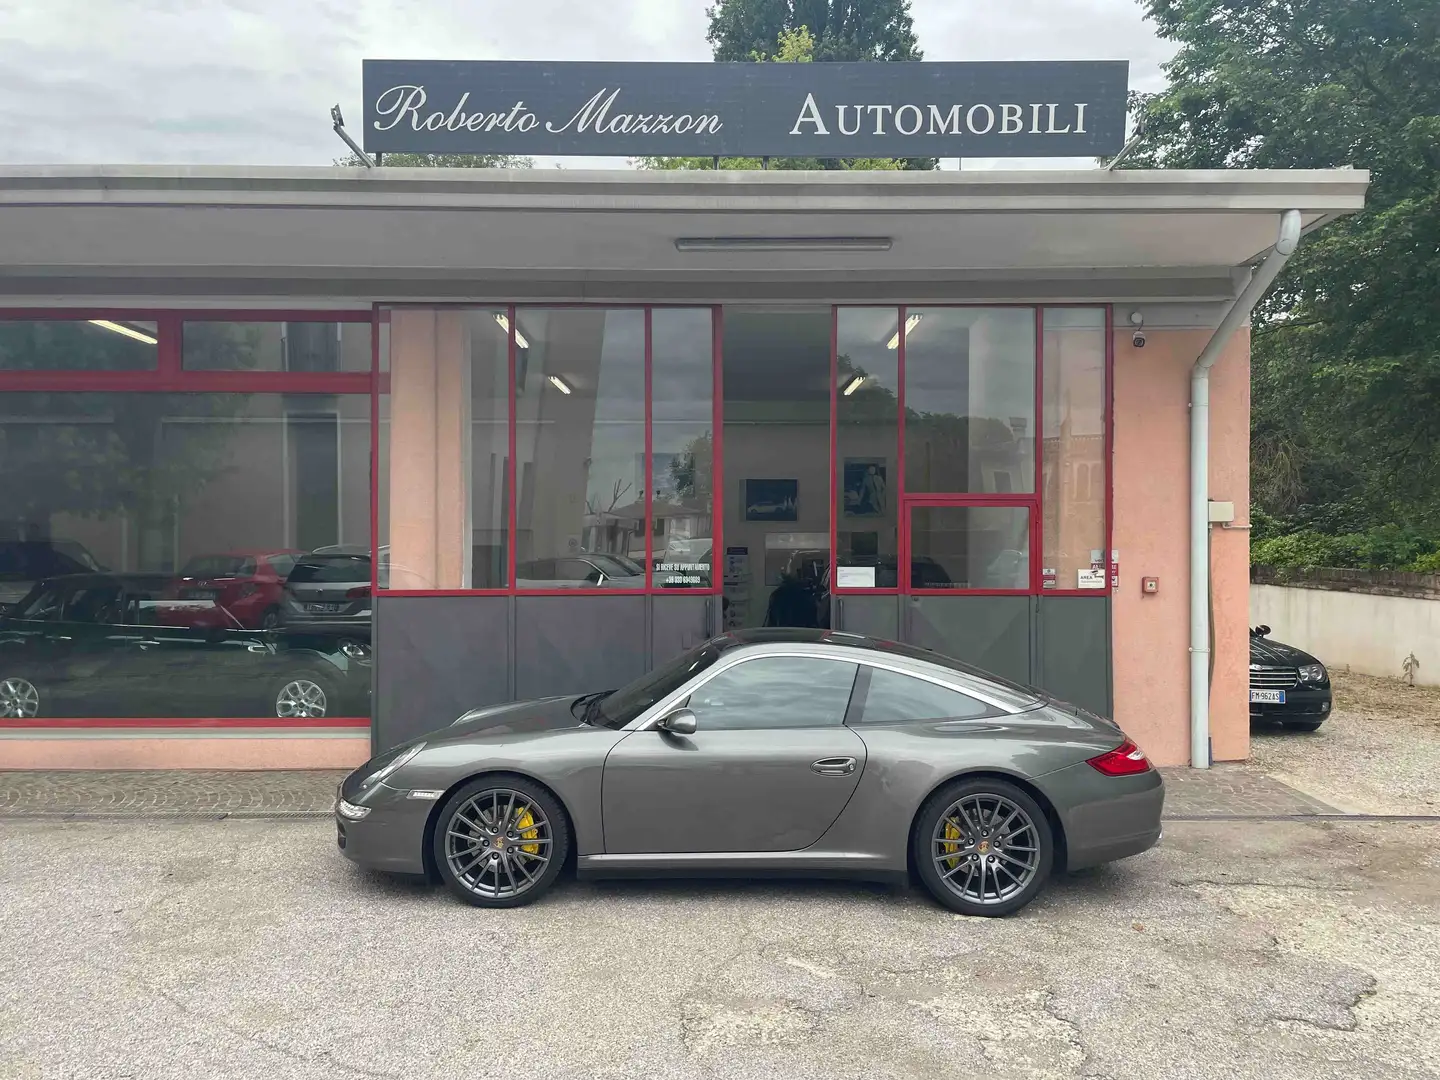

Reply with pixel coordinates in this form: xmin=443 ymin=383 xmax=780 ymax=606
xmin=260 ymin=606 xmax=282 ymax=631
xmin=433 ymin=775 xmax=570 ymax=908
xmin=0 ymin=674 xmax=42 ymax=719
xmin=271 ymin=670 xmax=337 ymax=719
xmin=912 ymin=776 xmax=1054 ymax=917
xmin=1282 ymin=719 xmax=1326 ymax=732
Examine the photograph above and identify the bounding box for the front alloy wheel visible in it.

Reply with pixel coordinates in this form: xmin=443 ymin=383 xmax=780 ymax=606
xmin=914 ymin=777 xmax=1054 ymax=917
xmin=0 ymin=676 xmax=40 ymax=719
xmin=275 ymin=677 xmax=329 ymax=719
xmin=434 ymin=776 xmax=570 ymax=908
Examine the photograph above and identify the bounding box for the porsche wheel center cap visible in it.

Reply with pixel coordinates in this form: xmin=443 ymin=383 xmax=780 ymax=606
xmin=977 ymin=840 xmax=991 ymax=854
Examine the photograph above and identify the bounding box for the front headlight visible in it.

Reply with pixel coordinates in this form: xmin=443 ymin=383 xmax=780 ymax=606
xmin=1298 ymin=663 xmax=1327 ymax=684
xmin=340 ymin=639 xmax=372 ymax=662
xmin=360 ymin=742 xmax=426 ymax=789
xmin=336 ymin=799 xmax=370 ymax=820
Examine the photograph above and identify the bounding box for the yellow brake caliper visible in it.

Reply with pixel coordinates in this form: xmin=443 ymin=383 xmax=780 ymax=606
xmin=940 ymin=817 xmax=962 ymax=871
xmin=515 ymin=807 xmax=541 ymax=855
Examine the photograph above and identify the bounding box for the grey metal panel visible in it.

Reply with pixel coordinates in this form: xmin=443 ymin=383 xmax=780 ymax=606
xmin=904 ymin=595 xmax=1032 ymax=686
xmin=651 ymin=595 xmax=715 ymax=669
xmin=515 ymin=596 xmax=648 ymax=701
xmin=834 ymin=595 xmax=900 ymax=640
xmin=374 ymin=595 xmax=511 ymax=753
xmin=1036 ymin=596 xmax=1113 ymax=717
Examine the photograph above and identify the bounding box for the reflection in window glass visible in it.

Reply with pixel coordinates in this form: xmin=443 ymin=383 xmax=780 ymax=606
xmin=904 ymin=308 xmax=1036 ymax=495
xmin=0 ymin=392 xmax=372 ymax=720
xmin=515 ymin=309 xmax=645 ymax=589
xmin=1042 ymin=308 xmax=1107 ymax=591
xmin=909 ymin=506 xmax=1031 ymax=590
xmin=651 ymin=309 xmax=714 ymax=590
xmin=379 ymin=308 xmax=509 ymax=589
xmin=856 ymin=667 xmax=990 ymax=723
xmin=836 ymin=309 xmax=899 ymax=588
xmin=183 ymin=322 xmax=371 ymax=372
xmin=0 ymin=320 xmax=158 ymax=371
xmin=686 ymin=656 xmax=858 ymax=730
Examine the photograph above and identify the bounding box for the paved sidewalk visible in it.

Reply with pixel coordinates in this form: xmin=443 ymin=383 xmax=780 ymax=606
xmin=0 ymin=763 xmax=1349 ymax=819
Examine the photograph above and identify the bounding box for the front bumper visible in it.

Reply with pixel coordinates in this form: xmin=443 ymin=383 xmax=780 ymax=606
xmin=334 ymin=782 xmax=431 ymax=875
xmin=1250 ymin=685 xmax=1332 ymax=720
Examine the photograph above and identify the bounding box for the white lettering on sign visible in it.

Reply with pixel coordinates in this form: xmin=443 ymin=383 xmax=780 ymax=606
xmin=790 ymin=93 xmax=829 ymax=135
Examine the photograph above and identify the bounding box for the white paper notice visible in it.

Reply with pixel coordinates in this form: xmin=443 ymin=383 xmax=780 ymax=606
xmin=837 ymin=566 xmax=877 ymax=589
xmin=1077 ymin=568 xmax=1106 ymax=589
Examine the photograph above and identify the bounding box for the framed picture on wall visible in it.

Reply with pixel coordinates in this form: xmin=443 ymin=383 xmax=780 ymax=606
xmin=744 ymin=478 xmax=798 ymax=522
xmin=842 ymin=458 xmax=888 ymax=517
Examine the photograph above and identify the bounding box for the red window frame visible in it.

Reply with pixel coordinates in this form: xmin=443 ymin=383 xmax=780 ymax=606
xmin=372 ymin=303 xmax=724 ymax=598
xmin=829 ymin=303 xmax=1113 ymax=598
xmin=0 ymin=307 xmax=377 ymax=729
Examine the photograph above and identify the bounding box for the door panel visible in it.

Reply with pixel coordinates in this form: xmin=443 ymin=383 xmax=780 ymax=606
xmin=1036 ymin=596 xmax=1111 ymax=716
xmin=602 ymin=725 xmax=867 ymax=853
xmin=833 ymin=594 xmax=899 ymax=640
xmin=905 ymin=595 xmax=1032 ymax=685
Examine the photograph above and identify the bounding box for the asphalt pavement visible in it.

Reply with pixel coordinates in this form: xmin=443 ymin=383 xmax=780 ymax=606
xmin=2 ymin=816 xmax=1437 ymax=1080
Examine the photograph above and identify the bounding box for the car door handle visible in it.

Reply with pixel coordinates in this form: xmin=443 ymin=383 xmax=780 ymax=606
xmin=811 ymin=757 xmax=857 ymax=776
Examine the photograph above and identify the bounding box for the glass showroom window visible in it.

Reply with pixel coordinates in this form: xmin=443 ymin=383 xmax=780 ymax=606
xmin=650 ymin=309 xmax=715 ymax=590
xmin=903 ymin=308 xmax=1036 ymax=496
xmin=379 ymin=308 xmax=511 ymax=590
xmin=183 ymin=321 xmax=371 ymax=372
xmin=514 ymin=309 xmax=646 ymax=590
xmin=1041 ymin=308 xmax=1108 ymax=591
xmin=0 ymin=319 xmax=158 ymax=371
xmin=0 ymin=391 xmax=372 ymax=720
xmin=834 ymin=308 xmax=900 ymax=589
xmin=908 ymin=505 xmax=1032 ymax=591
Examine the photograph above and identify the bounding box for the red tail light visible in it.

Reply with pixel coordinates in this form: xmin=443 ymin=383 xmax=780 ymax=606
xmin=1087 ymin=739 xmax=1151 ymax=776
xmin=346 ymin=586 xmax=371 ymax=600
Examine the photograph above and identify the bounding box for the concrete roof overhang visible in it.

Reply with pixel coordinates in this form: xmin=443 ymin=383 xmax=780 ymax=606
xmin=0 ymin=165 xmax=1369 ymax=307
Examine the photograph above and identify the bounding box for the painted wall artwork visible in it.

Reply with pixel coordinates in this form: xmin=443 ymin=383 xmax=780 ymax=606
xmin=744 ymin=478 xmax=798 ymax=522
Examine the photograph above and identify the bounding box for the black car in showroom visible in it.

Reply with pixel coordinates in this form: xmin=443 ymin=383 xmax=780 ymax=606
xmin=1250 ymin=625 xmax=1332 ymax=730
xmin=0 ymin=573 xmax=371 ymax=720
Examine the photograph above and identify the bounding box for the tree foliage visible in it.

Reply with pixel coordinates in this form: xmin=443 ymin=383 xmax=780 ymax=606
xmin=706 ymin=0 xmax=921 ymax=62
xmin=1133 ymin=0 xmax=1440 ymax=562
xmin=335 ymin=152 xmax=533 ymax=168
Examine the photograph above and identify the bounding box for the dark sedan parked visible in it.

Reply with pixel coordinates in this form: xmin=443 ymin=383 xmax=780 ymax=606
xmin=337 ymin=629 xmax=1163 ymax=917
xmin=0 ymin=574 xmax=370 ymax=719
xmin=1250 ymin=625 xmax=1333 ymax=730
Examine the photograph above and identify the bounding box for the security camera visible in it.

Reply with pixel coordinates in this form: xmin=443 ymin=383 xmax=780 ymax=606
xmin=1128 ymin=311 xmax=1146 ymax=348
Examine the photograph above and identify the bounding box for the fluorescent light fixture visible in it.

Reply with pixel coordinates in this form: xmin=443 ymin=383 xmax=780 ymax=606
xmin=675 ymin=236 xmax=892 ymax=252
xmin=547 ymin=374 xmax=572 ymax=395
xmin=494 ymin=313 xmax=530 ymax=350
xmin=887 ymin=313 xmax=923 ymax=350
xmin=842 ymin=375 xmax=867 ymax=396
xmin=88 ymin=319 xmax=157 ymax=345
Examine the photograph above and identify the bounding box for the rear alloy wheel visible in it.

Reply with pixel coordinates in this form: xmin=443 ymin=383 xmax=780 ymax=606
xmin=0 ymin=676 xmax=40 ymax=719
xmin=274 ymin=675 xmax=331 ymax=719
xmin=433 ymin=776 xmax=570 ymax=908
xmin=914 ymin=777 xmax=1054 ymax=917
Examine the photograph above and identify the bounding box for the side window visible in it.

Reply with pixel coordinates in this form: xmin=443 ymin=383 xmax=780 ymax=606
xmin=62 ymin=585 xmax=124 ymax=624
xmin=686 ymin=656 xmax=858 ymax=731
xmin=556 ymin=559 xmax=602 ymax=584
xmin=854 ymin=667 xmax=992 ymax=723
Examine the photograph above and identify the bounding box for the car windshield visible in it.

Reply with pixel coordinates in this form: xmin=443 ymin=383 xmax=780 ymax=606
xmin=181 ymin=555 xmax=256 ymax=577
xmin=287 ymin=555 xmax=370 ymax=584
xmin=595 ymin=643 xmax=722 ymax=729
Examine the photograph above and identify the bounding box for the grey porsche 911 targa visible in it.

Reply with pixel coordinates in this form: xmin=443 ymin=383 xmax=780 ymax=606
xmin=336 ymin=629 xmax=1163 ymax=917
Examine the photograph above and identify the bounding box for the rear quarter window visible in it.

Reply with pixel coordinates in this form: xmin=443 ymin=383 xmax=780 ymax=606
xmin=854 ymin=667 xmax=992 ymax=723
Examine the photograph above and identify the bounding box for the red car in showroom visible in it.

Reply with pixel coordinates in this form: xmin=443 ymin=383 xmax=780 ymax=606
xmin=171 ymin=550 xmax=303 ymax=630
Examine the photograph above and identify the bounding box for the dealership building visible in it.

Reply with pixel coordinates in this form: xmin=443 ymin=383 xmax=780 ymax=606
xmin=0 ymin=60 xmax=1366 ymax=770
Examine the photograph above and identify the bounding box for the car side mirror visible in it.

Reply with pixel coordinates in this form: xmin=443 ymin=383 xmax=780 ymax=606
xmin=658 ymin=708 xmax=697 ymax=736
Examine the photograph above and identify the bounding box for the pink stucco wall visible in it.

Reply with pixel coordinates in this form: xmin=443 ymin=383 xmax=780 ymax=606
xmin=1112 ymin=327 xmax=1251 ymax=766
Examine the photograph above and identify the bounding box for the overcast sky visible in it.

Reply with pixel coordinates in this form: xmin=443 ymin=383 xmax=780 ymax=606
xmin=0 ymin=0 xmax=1175 ymax=170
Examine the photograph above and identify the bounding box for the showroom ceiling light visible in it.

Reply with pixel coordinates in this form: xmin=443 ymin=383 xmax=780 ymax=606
xmin=547 ymin=375 xmax=572 ymax=395
xmin=887 ymin=313 xmax=923 ymax=351
xmin=494 ymin=313 xmax=530 ymax=350
xmin=674 ymin=236 xmax=892 ymax=252
xmin=88 ymin=319 xmax=158 ymax=345
xmin=842 ymin=375 xmax=867 ymax=396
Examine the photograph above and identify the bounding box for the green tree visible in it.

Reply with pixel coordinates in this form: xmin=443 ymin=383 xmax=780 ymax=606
xmin=638 ymin=26 xmax=911 ymax=172
xmin=1133 ymin=0 xmax=1440 ymax=549
xmin=707 ymin=0 xmax=920 ymax=62
xmin=335 ymin=152 xmax=533 ymax=168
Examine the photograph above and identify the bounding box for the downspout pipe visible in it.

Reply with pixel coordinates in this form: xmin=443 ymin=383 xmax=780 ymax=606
xmin=1190 ymin=209 xmax=1303 ymax=768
